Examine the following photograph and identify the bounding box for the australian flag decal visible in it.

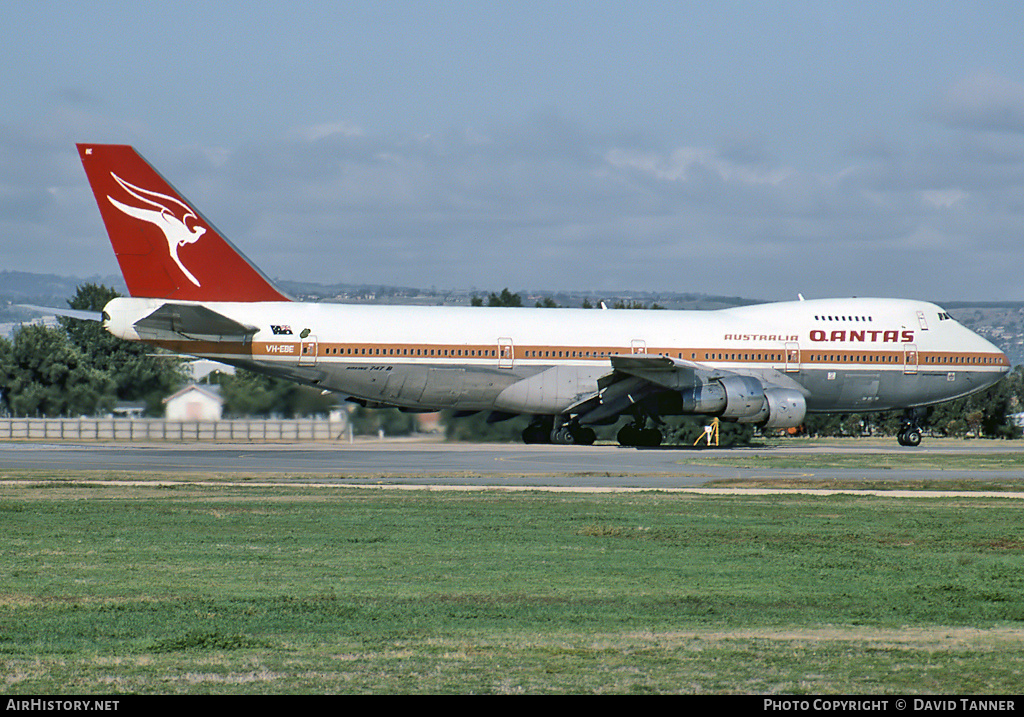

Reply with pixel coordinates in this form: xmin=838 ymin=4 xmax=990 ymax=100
xmin=271 ymin=325 xmax=293 ymax=335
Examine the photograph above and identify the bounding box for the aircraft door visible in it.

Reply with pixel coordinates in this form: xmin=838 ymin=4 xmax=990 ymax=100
xmin=903 ymin=343 xmax=918 ymax=374
xmin=631 ymin=340 xmax=647 ymax=354
xmin=498 ymin=337 xmax=514 ymax=369
xmin=785 ymin=342 xmax=800 ymax=372
xmin=299 ymin=336 xmax=318 ymax=366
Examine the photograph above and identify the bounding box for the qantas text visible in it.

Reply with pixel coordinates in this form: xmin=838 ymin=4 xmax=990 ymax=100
xmin=810 ymin=329 xmax=915 ymax=343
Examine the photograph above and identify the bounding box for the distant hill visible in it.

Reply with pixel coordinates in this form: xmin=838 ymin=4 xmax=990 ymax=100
xmin=0 ymin=271 xmax=125 ymax=303
xmin=0 ymin=271 xmax=126 ymax=324
xmin=2 ymin=270 xmax=758 ymax=311
xmin=274 ymin=279 xmax=761 ymax=310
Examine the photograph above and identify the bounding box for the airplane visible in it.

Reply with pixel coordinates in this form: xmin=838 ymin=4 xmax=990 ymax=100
xmin=74 ymin=143 xmax=1010 ymax=447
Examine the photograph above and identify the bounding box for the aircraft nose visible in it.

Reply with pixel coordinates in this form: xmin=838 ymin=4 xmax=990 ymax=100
xmin=986 ymin=337 xmax=1011 ymax=372
xmin=986 ymin=340 xmax=1011 ymax=376
xmin=967 ymin=329 xmax=1011 ymax=378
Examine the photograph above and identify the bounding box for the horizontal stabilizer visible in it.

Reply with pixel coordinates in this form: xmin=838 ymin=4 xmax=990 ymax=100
xmin=17 ymin=304 xmax=104 ymax=322
xmin=133 ymin=303 xmax=258 ymax=342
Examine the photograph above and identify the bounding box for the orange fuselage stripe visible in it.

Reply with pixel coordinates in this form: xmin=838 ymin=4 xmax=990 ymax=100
xmin=147 ymin=339 xmax=1009 ymax=368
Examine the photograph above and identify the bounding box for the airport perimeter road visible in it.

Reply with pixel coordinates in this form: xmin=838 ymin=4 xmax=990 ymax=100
xmin=3 ymin=440 xmax=1024 ymax=488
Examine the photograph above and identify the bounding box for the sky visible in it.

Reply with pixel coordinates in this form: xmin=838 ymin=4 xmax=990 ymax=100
xmin=4 ymin=1 xmax=1024 ymax=302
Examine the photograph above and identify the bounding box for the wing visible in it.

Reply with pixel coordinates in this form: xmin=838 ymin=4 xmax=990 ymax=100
xmin=570 ymin=353 xmax=807 ymax=430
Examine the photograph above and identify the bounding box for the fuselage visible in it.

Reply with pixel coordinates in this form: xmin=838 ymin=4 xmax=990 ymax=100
xmin=104 ymin=296 xmax=1010 ymax=417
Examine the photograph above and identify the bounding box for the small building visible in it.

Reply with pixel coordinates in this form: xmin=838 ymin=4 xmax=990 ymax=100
xmin=163 ymin=384 xmax=224 ymax=421
xmin=186 ymin=359 xmax=236 ymax=382
xmin=1008 ymin=413 xmax=1024 ymax=434
xmin=112 ymin=401 xmax=147 ymax=418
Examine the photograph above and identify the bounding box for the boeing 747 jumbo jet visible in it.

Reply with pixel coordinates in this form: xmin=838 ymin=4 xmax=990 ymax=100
xmin=75 ymin=144 xmax=1009 ymax=447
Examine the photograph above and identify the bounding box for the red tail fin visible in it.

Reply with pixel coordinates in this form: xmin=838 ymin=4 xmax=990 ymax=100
xmin=77 ymin=144 xmax=290 ymax=302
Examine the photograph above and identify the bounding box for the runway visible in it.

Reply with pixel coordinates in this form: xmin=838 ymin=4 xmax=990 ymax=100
xmin=3 ymin=439 xmax=1024 ymax=489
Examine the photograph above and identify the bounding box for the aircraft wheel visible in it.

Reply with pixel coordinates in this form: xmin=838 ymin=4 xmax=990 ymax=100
xmin=572 ymin=426 xmax=596 ymax=446
xmin=522 ymin=424 xmax=550 ymax=444
xmin=639 ymin=428 xmax=663 ymax=447
xmin=902 ymin=428 xmax=922 ymax=447
xmin=618 ymin=425 xmax=661 ymax=447
xmin=551 ymin=426 xmax=576 ymax=445
xmin=617 ymin=425 xmax=640 ymax=446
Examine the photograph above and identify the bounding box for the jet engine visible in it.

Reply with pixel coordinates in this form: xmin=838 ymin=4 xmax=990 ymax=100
xmin=675 ymin=375 xmax=765 ymax=418
xmin=737 ymin=386 xmax=807 ymax=429
xmin=663 ymin=376 xmax=806 ymax=429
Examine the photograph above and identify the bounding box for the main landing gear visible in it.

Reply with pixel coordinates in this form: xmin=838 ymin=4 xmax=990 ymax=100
xmin=616 ymin=422 xmax=663 ymax=447
xmin=521 ymin=416 xmax=553 ymax=444
xmin=556 ymin=424 xmax=596 ymax=446
xmin=521 ymin=416 xmax=596 ymax=445
xmin=897 ymin=410 xmax=924 ymax=447
xmin=521 ymin=408 xmax=665 ymax=447
xmin=616 ymin=404 xmax=663 ymax=447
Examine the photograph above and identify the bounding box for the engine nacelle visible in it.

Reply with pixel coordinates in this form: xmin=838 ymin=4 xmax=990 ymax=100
xmin=675 ymin=375 xmax=765 ymax=419
xmin=673 ymin=377 xmax=806 ymax=429
xmin=738 ymin=387 xmax=807 ymax=429
xmin=717 ymin=375 xmax=768 ymax=419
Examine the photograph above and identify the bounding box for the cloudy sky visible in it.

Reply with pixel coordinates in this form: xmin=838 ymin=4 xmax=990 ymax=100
xmin=4 ymin=1 xmax=1024 ymax=302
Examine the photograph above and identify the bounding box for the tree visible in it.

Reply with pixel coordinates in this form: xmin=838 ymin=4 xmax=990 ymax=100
xmin=841 ymin=414 xmax=864 ymax=437
xmin=212 ymin=369 xmax=336 ymax=417
xmin=59 ymin=284 xmax=188 ymax=415
xmin=611 ymin=300 xmax=665 ymax=310
xmin=0 ymin=324 xmax=114 ymax=416
xmin=442 ymin=410 xmax=530 ymax=442
xmin=924 ymin=366 xmax=1022 ymax=439
xmin=487 ymin=288 xmax=523 ymax=307
xmin=349 ymin=405 xmax=419 ymax=436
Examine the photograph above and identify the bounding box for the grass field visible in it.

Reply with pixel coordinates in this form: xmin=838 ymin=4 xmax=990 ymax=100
xmin=689 ymin=447 xmax=1024 ymax=473
xmin=2 ymin=474 xmax=1024 ymax=693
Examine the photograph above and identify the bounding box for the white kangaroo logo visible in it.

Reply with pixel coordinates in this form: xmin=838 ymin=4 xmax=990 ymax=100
xmin=106 ymin=172 xmax=205 ymax=286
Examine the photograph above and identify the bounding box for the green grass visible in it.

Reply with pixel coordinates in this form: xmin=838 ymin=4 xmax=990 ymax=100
xmin=683 ymin=448 xmax=1024 ymax=473
xmin=2 ymin=481 xmax=1024 ymax=693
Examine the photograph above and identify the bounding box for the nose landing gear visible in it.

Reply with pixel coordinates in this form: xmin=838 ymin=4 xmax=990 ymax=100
xmin=897 ymin=426 xmax=922 ymax=447
xmin=897 ymin=410 xmax=925 ymax=447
